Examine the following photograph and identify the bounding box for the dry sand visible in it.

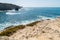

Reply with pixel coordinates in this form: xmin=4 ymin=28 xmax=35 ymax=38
xmin=9 ymin=17 xmax=60 ymax=40
xmin=1 ymin=17 xmax=60 ymax=40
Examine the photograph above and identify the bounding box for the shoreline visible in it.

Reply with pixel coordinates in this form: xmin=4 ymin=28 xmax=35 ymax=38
xmin=0 ymin=17 xmax=60 ymax=40
xmin=0 ymin=16 xmax=55 ymax=31
xmin=0 ymin=17 xmax=56 ymax=36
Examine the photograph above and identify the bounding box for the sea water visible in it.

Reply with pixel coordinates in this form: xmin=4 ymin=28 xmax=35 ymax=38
xmin=0 ymin=7 xmax=60 ymax=31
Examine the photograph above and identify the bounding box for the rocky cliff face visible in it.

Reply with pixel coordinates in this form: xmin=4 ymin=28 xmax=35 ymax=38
xmin=0 ymin=3 xmax=22 ymax=11
xmin=0 ymin=17 xmax=60 ymax=40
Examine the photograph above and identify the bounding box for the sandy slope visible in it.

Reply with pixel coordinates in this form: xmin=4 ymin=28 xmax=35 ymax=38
xmin=8 ymin=17 xmax=60 ymax=40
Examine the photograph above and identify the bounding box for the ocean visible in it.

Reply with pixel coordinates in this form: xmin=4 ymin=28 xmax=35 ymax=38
xmin=0 ymin=7 xmax=60 ymax=31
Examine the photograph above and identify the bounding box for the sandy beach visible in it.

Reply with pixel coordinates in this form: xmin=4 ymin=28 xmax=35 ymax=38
xmin=0 ymin=17 xmax=60 ymax=40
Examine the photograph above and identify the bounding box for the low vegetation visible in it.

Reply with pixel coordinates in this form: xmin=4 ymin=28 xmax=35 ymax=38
xmin=0 ymin=25 xmax=25 ymax=36
xmin=26 ymin=21 xmax=40 ymax=26
xmin=0 ymin=21 xmax=40 ymax=36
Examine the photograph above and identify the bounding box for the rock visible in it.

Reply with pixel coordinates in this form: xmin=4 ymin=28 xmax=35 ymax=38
xmin=0 ymin=3 xmax=22 ymax=11
xmin=0 ymin=36 xmax=9 ymax=40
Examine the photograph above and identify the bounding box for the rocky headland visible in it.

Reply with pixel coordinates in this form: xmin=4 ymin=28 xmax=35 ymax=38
xmin=0 ymin=3 xmax=22 ymax=11
xmin=0 ymin=17 xmax=60 ymax=40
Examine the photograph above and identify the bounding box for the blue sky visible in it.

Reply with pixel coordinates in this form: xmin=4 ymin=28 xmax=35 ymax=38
xmin=0 ymin=0 xmax=60 ymax=7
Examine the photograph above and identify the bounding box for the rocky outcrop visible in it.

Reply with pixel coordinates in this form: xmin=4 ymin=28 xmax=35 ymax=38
xmin=0 ymin=3 xmax=22 ymax=11
xmin=0 ymin=36 xmax=9 ymax=40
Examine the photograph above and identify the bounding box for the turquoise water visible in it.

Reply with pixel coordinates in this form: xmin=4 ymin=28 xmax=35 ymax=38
xmin=0 ymin=7 xmax=60 ymax=30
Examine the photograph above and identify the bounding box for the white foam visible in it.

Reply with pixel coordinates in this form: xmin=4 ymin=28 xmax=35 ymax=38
xmin=6 ymin=7 xmax=33 ymax=15
xmin=0 ymin=16 xmax=55 ymax=28
xmin=6 ymin=9 xmax=21 ymax=15
xmin=0 ymin=15 xmax=55 ymax=31
xmin=37 ymin=16 xmax=55 ymax=20
xmin=0 ymin=22 xmax=21 ymax=31
xmin=20 ymin=20 xmax=35 ymax=25
xmin=0 ymin=19 xmax=37 ymax=31
xmin=6 ymin=12 xmax=21 ymax=15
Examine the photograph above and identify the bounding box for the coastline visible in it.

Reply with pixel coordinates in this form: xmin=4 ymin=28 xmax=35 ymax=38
xmin=0 ymin=17 xmax=57 ymax=35
xmin=0 ymin=17 xmax=60 ymax=40
xmin=0 ymin=16 xmax=55 ymax=31
xmin=0 ymin=17 xmax=51 ymax=36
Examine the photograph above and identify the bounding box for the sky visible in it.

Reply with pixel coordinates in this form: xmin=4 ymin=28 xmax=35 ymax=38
xmin=0 ymin=0 xmax=60 ymax=7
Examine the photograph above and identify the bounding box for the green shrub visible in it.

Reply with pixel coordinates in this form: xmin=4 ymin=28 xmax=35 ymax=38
xmin=26 ymin=21 xmax=40 ymax=26
xmin=0 ymin=25 xmax=25 ymax=36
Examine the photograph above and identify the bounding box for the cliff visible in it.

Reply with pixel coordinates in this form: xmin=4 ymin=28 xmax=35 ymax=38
xmin=0 ymin=17 xmax=60 ymax=40
xmin=0 ymin=3 xmax=22 ymax=11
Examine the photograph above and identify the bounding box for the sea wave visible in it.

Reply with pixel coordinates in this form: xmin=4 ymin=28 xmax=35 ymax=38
xmin=6 ymin=7 xmax=33 ymax=15
xmin=0 ymin=20 xmax=35 ymax=31
xmin=0 ymin=16 xmax=55 ymax=31
xmin=37 ymin=16 xmax=55 ymax=20
xmin=6 ymin=12 xmax=21 ymax=15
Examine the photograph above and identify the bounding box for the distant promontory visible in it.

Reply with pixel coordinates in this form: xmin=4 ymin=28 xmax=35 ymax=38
xmin=0 ymin=3 xmax=22 ymax=11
